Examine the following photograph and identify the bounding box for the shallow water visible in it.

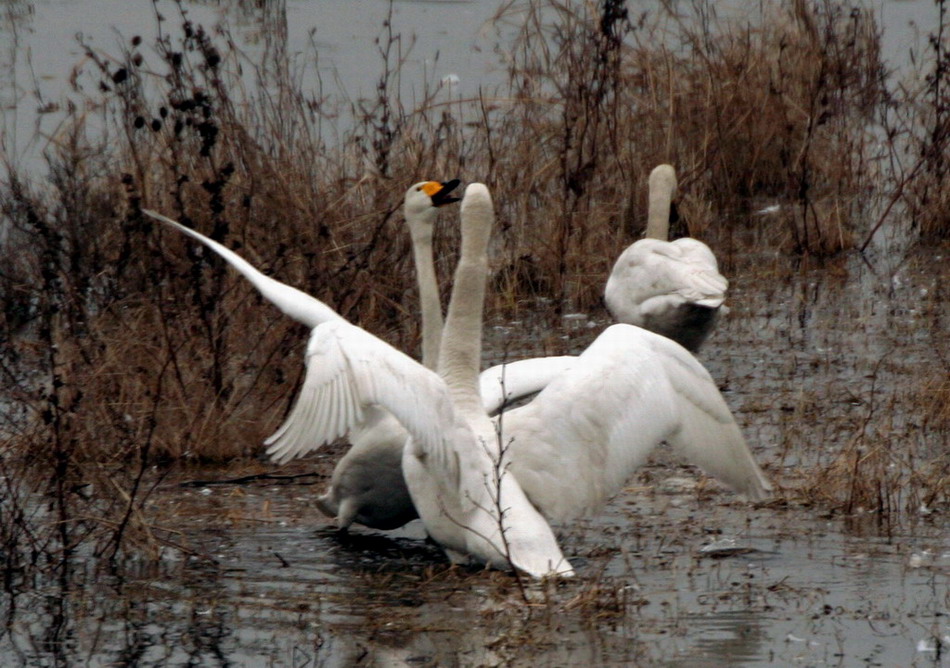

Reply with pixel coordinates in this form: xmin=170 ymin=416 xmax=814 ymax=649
xmin=5 ymin=470 xmax=948 ymax=666
xmin=3 ymin=243 xmax=948 ymax=666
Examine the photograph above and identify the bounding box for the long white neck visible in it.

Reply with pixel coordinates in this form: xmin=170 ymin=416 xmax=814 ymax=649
xmin=408 ymin=215 xmax=443 ymax=370
xmin=645 ymin=164 xmax=677 ymax=240
xmin=438 ymin=184 xmax=493 ymax=414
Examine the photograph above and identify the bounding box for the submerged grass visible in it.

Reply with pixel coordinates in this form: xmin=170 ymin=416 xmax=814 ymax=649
xmin=0 ymin=0 xmax=947 ymax=574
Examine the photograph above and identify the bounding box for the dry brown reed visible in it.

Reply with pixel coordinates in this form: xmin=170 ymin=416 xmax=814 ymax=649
xmin=877 ymin=0 xmax=950 ymax=242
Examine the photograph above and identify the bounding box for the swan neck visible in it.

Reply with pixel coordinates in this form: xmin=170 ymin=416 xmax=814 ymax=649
xmin=438 ymin=192 xmax=493 ymax=413
xmin=645 ymin=166 xmax=676 ymax=240
xmin=411 ymin=233 xmax=443 ymax=370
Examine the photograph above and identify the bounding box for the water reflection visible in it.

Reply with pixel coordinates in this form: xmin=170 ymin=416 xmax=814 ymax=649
xmin=2 ymin=477 xmax=946 ymax=665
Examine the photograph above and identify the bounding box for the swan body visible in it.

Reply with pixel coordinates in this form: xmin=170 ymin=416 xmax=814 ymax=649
xmin=605 ymin=164 xmax=728 ymax=352
xmin=144 ymin=187 xmax=572 ymax=578
xmin=496 ymin=325 xmax=771 ymax=521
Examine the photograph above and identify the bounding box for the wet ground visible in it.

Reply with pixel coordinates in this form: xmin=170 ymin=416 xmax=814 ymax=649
xmin=4 ymin=468 xmax=948 ymax=666
xmin=3 ymin=240 xmax=948 ymax=666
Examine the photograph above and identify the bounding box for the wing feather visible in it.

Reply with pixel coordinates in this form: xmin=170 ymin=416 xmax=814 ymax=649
xmin=265 ymin=321 xmax=459 ymax=486
xmin=142 ymin=209 xmax=341 ymax=329
xmin=651 ymin=335 xmax=772 ymax=500
xmin=501 ymin=325 xmax=770 ymax=519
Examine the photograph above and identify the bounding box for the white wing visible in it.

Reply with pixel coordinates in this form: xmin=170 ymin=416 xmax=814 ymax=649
xmin=666 ymin=238 xmax=729 ymax=305
xmin=142 ymin=209 xmax=341 ymax=329
xmin=635 ymin=330 xmax=772 ymax=500
xmin=265 ymin=320 xmax=460 ymax=485
xmin=500 ymin=324 xmax=770 ymax=521
xmin=478 ymin=355 xmax=577 ymax=414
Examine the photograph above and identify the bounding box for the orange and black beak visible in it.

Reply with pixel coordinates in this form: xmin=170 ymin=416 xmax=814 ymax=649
xmin=422 ymin=179 xmax=462 ymax=207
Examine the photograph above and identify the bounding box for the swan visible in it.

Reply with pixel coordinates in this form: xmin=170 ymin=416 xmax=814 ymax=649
xmin=147 ymin=181 xmax=460 ymax=531
xmin=604 ymin=164 xmax=728 ymax=352
xmin=143 ymin=187 xmax=573 ymax=577
xmin=493 ymin=326 xmax=771 ymax=521
xmin=313 ymin=180 xmax=459 ymax=529
xmin=400 ymin=183 xmax=571 ymax=575
xmin=143 ymin=183 xmax=565 ymax=533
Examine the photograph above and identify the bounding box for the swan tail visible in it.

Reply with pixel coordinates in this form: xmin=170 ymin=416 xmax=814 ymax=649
xmin=143 ymin=209 xmax=341 ymax=329
xmin=315 ymin=492 xmax=340 ymax=521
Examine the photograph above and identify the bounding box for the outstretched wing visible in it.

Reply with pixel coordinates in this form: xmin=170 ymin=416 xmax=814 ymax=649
xmin=648 ymin=332 xmax=772 ymax=500
xmin=143 ymin=209 xmax=341 ymax=329
xmin=265 ymin=320 xmax=460 ymax=485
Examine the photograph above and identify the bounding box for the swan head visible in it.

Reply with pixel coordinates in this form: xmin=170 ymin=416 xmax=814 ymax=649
xmin=648 ymin=164 xmax=677 ymax=195
xmin=458 ymin=183 xmax=494 ymax=250
xmin=404 ymin=180 xmax=461 ymax=234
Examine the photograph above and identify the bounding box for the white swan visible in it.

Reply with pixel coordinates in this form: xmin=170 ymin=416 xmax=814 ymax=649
xmin=143 ymin=187 xmax=573 ymax=577
xmin=604 ymin=164 xmax=728 ymax=352
xmin=147 ymin=181 xmax=459 ymax=531
xmin=240 ymin=185 xmax=572 ymax=576
xmin=313 ymin=180 xmax=459 ymax=529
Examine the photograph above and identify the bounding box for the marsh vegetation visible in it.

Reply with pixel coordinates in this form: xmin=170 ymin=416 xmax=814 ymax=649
xmin=0 ymin=0 xmax=947 ymax=663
